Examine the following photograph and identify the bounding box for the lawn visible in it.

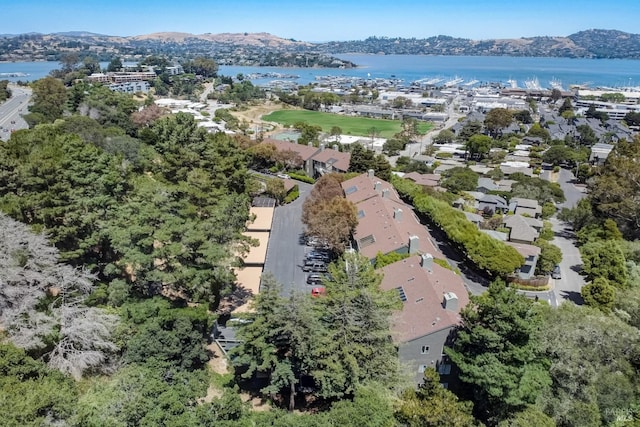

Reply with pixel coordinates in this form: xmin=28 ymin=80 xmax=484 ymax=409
xmin=262 ymin=109 xmax=432 ymax=138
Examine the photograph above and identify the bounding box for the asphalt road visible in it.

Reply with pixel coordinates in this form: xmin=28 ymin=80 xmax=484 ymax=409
xmin=0 ymin=84 xmax=31 ymax=141
xmin=393 ymin=93 xmax=465 ymax=163
xmin=262 ymin=181 xmax=314 ymax=296
xmin=549 ymin=167 xmax=588 ymax=304
xmin=556 ymin=167 xmax=588 ymax=210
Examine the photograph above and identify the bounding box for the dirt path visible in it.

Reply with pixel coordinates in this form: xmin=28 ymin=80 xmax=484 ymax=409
xmin=229 ymin=101 xmax=296 ymax=136
xmin=231 ymin=101 xmax=282 ymax=122
xmin=204 ymin=341 xmax=271 ymax=411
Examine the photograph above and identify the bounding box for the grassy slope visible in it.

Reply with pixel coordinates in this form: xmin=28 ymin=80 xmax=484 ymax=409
xmin=262 ymin=109 xmax=432 ymax=138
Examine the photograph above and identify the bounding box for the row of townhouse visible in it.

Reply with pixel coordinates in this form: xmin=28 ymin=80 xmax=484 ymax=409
xmin=340 ymin=171 xmax=470 ymax=386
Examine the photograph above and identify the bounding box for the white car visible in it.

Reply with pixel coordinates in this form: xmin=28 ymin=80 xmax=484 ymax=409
xmin=277 ymin=173 xmax=290 ymax=179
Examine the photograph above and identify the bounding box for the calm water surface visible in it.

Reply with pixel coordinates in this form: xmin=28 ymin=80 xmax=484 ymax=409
xmin=2 ymin=55 xmax=640 ymax=89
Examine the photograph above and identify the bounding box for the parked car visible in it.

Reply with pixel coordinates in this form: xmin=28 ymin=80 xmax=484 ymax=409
xmin=305 ymin=251 xmax=330 ymax=262
xmin=307 ymin=273 xmax=324 ymax=285
xmin=311 ymin=287 xmax=326 ymax=297
xmin=303 ymin=261 xmax=327 ymax=273
xmin=551 ymin=265 xmax=561 ymax=279
xmin=277 ymin=173 xmax=290 ymax=179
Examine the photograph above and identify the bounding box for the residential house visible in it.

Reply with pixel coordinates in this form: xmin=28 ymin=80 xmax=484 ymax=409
xmin=404 ymin=172 xmax=442 ymax=191
xmin=311 ymin=145 xmax=351 ymax=174
xmin=505 ymin=241 xmax=541 ymax=280
xmin=502 ymin=215 xmax=542 ymax=244
xmin=521 ymin=136 xmax=544 ymax=146
xmin=478 ymin=194 xmax=509 ymax=215
xmin=589 ymin=143 xmax=614 ymax=166
xmin=262 ymin=138 xmax=319 ymax=176
xmin=476 ymin=177 xmax=498 ymax=194
xmin=261 ymin=139 xmax=351 ymax=177
xmin=500 ymin=165 xmax=534 ymax=178
xmin=342 ymin=172 xmax=441 ymax=261
xmin=380 ymin=254 xmax=470 ymax=386
xmin=108 ymin=81 xmax=150 ymax=94
xmin=495 ymin=179 xmax=517 ymax=192
xmin=464 ymin=212 xmax=483 ymax=226
xmin=511 ymin=197 xmax=542 ymax=218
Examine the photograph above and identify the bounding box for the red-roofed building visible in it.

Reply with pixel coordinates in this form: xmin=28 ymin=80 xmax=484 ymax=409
xmin=341 ymin=171 xmax=441 ymax=260
xmin=311 ymin=145 xmax=351 ymax=174
xmin=260 ymin=139 xmax=351 ymax=177
xmin=380 ymin=254 xmax=469 ymax=385
xmin=403 ymin=172 xmax=442 ymax=190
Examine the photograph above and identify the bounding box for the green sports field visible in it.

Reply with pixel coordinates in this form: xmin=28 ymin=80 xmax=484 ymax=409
xmin=262 ymin=110 xmax=432 ymax=139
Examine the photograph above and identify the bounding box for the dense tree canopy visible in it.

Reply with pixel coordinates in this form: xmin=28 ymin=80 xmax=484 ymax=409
xmin=588 ymin=136 xmax=640 ymax=238
xmin=302 ymin=174 xmax=357 ymax=253
xmin=539 ymin=304 xmax=640 ymax=426
xmin=446 ymin=280 xmax=551 ymax=425
xmin=30 ymin=76 xmax=67 ymax=122
xmin=233 ymin=254 xmax=399 ymax=409
xmin=484 ymin=108 xmax=513 ymax=137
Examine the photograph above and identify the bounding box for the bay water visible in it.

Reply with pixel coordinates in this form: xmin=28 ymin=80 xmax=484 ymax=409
xmin=2 ymin=55 xmax=640 ymax=90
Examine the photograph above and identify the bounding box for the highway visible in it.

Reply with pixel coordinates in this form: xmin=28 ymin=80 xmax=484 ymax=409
xmin=0 ymin=84 xmax=31 ymax=141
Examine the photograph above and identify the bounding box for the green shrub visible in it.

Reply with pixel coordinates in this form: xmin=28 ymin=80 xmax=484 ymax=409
xmin=283 ymin=186 xmax=300 ymax=203
xmin=392 ymin=176 xmax=524 ymax=277
xmin=434 ymin=258 xmax=460 ymax=274
xmin=436 ymin=152 xmax=453 ymax=159
xmin=289 ymin=173 xmax=315 ymax=184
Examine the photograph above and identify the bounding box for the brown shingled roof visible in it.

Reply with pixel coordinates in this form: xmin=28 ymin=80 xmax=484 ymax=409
xmin=341 ymin=172 xmax=401 ymax=204
xmin=262 ymin=138 xmax=319 ymax=161
xmin=343 ymin=173 xmax=442 ymax=260
xmin=380 ymin=255 xmax=469 ymax=343
xmin=404 ymin=172 xmax=442 ymax=187
xmin=311 ymin=148 xmax=351 ymax=172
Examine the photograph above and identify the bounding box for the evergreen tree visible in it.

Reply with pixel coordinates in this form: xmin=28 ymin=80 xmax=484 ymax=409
xmin=446 ymin=280 xmax=551 ymax=424
xmin=313 ymin=251 xmax=401 ymax=399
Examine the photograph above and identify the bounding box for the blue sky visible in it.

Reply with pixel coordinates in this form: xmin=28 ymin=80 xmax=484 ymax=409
xmin=4 ymin=0 xmax=640 ymax=41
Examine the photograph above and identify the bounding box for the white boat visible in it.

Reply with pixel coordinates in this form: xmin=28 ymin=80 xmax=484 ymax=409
xmin=444 ymin=76 xmax=464 ymax=87
xmin=549 ymin=78 xmax=563 ymax=91
xmin=525 ymin=77 xmax=542 ymax=90
xmin=507 ymin=78 xmax=518 ymax=88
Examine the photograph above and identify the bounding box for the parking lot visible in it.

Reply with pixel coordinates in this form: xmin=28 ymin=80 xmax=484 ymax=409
xmin=262 ymin=181 xmax=326 ymax=296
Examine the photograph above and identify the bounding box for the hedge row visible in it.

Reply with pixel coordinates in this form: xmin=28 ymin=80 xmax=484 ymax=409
xmin=289 ymin=173 xmax=315 ymax=184
xmin=392 ymin=177 xmax=524 ymax=277
xmin=283 ymin=185 xmax=300 ymax=204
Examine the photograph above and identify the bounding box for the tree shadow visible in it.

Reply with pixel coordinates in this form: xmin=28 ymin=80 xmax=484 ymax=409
xmin=558 ymin=290 xmax=584 ymax=305
xmin=217 ymin=284 xmax=254 ymax=316
xmin=569 ymin=264 xmax=584 ymax=274
xmin=553 ymin=228 xmax=575 ymax=239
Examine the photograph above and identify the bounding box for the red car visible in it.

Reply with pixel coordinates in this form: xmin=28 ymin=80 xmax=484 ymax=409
xmin=311 ymin=287 xmax=326 ymax=297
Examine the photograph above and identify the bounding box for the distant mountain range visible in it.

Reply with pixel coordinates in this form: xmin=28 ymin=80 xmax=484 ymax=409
xmin=317 ymin=29 xmax=640 ymax=59
xmin=1 ymin=29 xmax=639 ymax=64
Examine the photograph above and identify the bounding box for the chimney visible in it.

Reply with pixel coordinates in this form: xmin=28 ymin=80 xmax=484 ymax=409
xmin=374 ymin=181 xmax=382 ymax=191
xmin=332 ymin=144 xmax=339 ymax=151
xmin=443 ymin=292 xmax=459 ymax=311
xmin=367 ymin=169 xmax=375 ymax=178
xmin=308 ymin=141 xmax=313 ymax=147
xmin=409 ymin=235 xmax=419 ymax=254
xmin=394 ymin=208 xmax=403 ymax=222
xmin=319 ymin=143 xmax=325 ymax=151
xmin=420 ymin=253 xmax=433 ymax=271
xmin=382 ymin=188 xmax=390 ymax=199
